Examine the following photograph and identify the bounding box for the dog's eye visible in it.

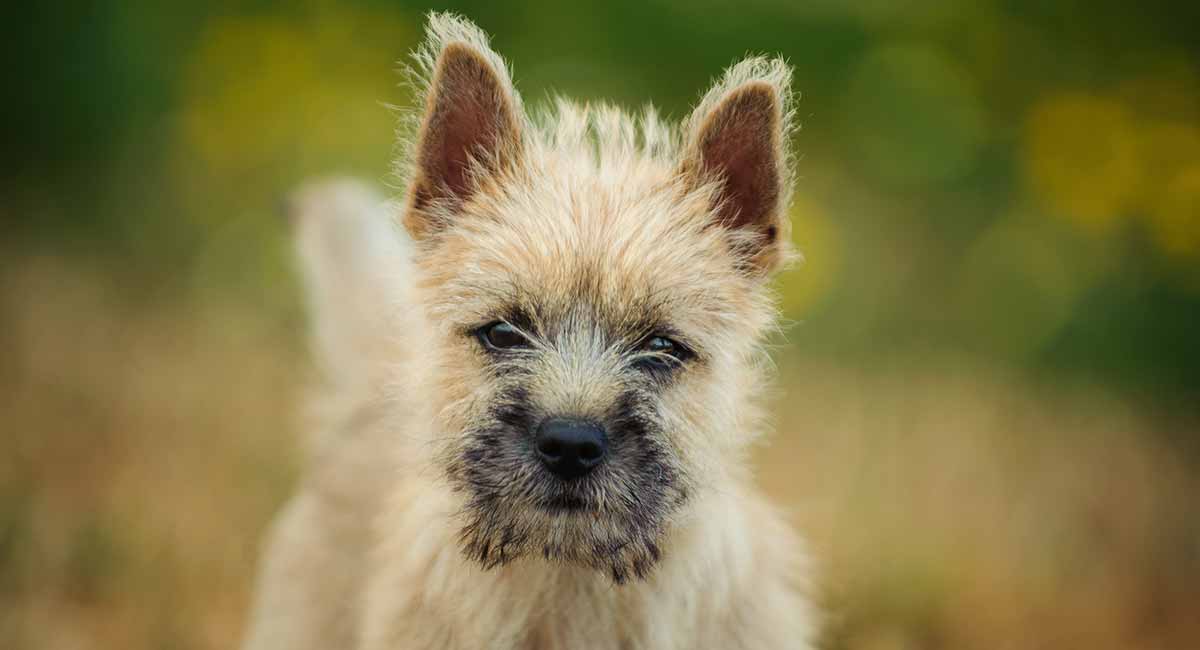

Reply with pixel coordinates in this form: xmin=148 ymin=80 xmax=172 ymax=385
xmin=479 ymin=322 xmax=529 ymax=350
xmin=635 ymin=335 xmax=691 ymax=371
xmin=644 ymin=336 xmax=677 ymax=355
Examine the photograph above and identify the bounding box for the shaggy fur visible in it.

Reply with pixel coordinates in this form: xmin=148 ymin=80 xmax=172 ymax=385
xmin=243 ymin=12 xmax=814 ymax=650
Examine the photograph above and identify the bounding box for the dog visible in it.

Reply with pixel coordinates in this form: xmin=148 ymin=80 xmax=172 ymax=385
xmin=242 ymin=12 xmax=815 ymax=649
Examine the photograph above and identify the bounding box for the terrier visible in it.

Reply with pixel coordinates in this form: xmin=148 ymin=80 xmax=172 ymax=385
xmin=243 ymin=12 xmax=815 ymax=650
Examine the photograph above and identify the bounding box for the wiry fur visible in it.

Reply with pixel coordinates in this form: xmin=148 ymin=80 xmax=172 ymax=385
xmin=243 ymin=12 xmax=814 ymax=650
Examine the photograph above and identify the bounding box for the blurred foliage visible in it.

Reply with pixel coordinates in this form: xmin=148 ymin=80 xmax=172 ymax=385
xmin=2 ymin=1 xmax=1200 ymax=649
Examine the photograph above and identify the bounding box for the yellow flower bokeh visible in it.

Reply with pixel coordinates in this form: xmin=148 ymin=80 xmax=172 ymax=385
xmin=777 ymin=196 xmax=842 ymax=318
xmin=1149 ymin=166 xmax=1200 ymax=258
xmin=1024 ymin=81 xmax=1200 ymax=262
xmin=1023 ymin=94 xmax=1142 ymax=234
xmin=1136 ymin=122 xmax=1200 ymax=259
xmin=176 ymin=9 xmax=409 ymax=219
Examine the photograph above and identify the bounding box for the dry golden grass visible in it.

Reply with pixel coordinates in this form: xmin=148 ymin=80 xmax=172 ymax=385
xmin=1 ymin=255 xmax=1197 ymax=649
xmin=765 ymin=359 xmax=1200 ymax=649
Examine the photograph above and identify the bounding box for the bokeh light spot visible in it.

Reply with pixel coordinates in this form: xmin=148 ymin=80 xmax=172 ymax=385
xmin=1022 ymin=94 xmax=1141 ymax=233
xmin=954 ymin=214 xmax=1101 ymax=359
xmin=1149 ymin=166 xmax=1200 ymax=259
xmin=777 ymin=195 xmax=841 ymax=319
xmin=176 ymin=10 xmax=408 ymax=221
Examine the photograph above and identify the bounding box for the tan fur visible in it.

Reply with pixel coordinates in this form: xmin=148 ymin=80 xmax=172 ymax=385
xmin=243 ymin=12 xmax=815 ymax=650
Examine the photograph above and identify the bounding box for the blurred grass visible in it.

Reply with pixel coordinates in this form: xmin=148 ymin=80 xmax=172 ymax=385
xmin=0 ymin=256 xmax=302 ymax=649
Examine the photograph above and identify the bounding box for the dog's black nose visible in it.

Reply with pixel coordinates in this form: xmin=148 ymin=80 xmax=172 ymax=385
xmin=535 ymin=418 xmax=608 ymax=481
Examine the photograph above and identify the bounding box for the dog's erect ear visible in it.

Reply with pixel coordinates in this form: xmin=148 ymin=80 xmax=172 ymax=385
xmin=680 ymin=57 xmax=794 ymax=275
xmin=403 ymin=14 xmax=523 ymax=240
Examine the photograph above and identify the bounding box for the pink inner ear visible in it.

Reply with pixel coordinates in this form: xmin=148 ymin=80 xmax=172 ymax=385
xmin=698 ymin=85 xmax=781 ymax=235
xmin=411 ymin=43 xmax=517 ymax=213
xmin=436 ymin=95 xmax=497 ymax=199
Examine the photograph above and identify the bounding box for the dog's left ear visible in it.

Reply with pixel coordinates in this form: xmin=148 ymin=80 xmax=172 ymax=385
xmin=403 ymin=13 xmax=524 ymax=241
xmin=680 ymin=58 xmax=794 ymax=275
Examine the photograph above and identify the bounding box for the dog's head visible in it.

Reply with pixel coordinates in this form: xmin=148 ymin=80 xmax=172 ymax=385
xmin=399 ymin=14 xmax=794 ymax=582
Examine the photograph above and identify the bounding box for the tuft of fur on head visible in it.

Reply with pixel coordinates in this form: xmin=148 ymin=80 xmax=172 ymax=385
xmin=391 ymin=12 xmax=798 ymax=583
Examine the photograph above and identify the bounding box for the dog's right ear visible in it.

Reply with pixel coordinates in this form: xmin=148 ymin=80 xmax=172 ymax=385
xmin=679 ymin=57 xmax=794 ymax=276
xmin=403 ymin=14 xmax=523 ymax=241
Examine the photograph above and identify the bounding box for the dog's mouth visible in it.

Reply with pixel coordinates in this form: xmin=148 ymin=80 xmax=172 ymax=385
xmin=454 ymin=468 xmax=682 ymax=583
xmin=452 ymin=414 xmax=688 ymax=582
xmin=537 ymin=492 xmax=591 ymax=513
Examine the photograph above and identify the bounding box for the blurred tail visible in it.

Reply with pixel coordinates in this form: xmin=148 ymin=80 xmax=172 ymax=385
xmin=284 ymin=178 xmax=410 ymax=399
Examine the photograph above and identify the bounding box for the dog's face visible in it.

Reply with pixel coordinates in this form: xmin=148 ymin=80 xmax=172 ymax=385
xmin=399 ymin=15 xmax=793 ymax=582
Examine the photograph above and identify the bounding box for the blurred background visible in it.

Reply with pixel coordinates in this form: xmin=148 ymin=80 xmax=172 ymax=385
xmin=3 ymin=1 xmax=1199 ymax=648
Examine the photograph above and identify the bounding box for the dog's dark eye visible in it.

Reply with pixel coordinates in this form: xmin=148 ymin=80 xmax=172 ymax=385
xmin=644 ymin=336 xmax=677 ymax=355
xmin=635 ymin=335 xmax=690 ymax=371
xmin=479 ymin=322 xmax=529 ymax=350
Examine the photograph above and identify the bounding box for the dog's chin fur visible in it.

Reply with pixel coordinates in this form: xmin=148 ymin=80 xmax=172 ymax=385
xmin=455 ymin=496 xmax=670 ymax=584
